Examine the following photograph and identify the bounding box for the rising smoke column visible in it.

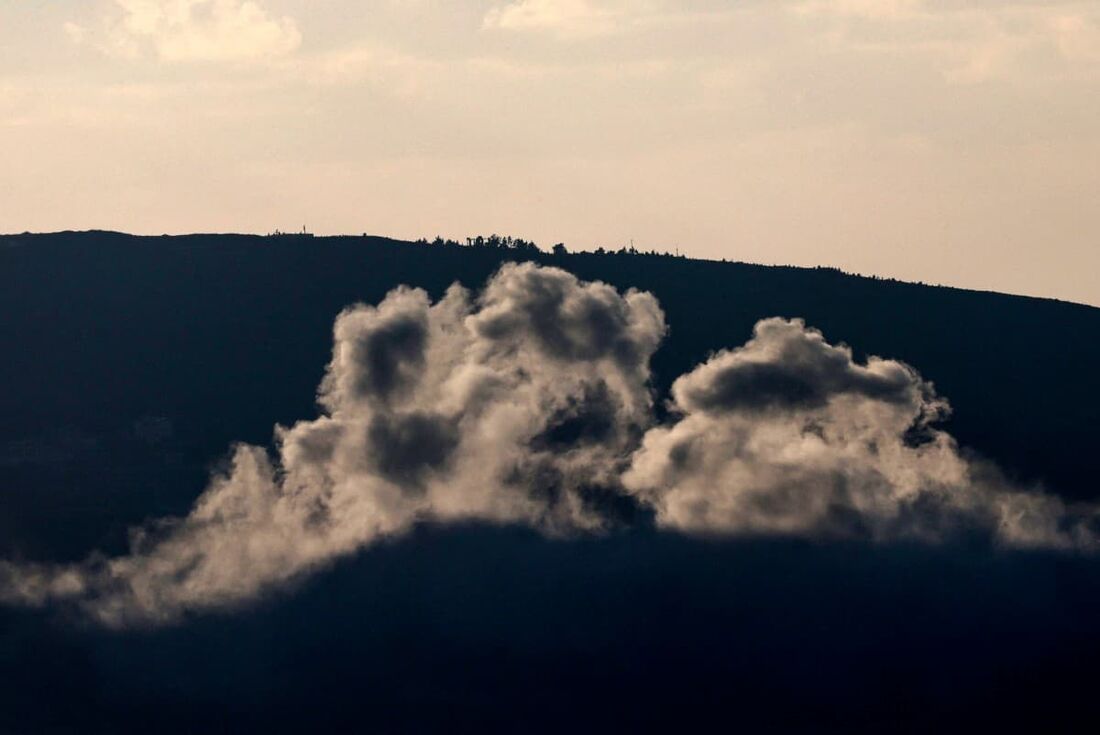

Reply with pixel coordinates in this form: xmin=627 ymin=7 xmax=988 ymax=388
xmin=0 ymin=263 xmax=1095 ymax=628
xmin=1 ymin=263 xmax=665 ymax=627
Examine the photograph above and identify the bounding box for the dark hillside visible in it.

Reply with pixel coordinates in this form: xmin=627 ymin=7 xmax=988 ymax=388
xmin=1 ymin=231 xmax=1097 ymax=559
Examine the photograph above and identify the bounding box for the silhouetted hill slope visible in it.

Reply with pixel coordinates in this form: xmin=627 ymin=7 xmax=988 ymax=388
xmin=1 ymin=230 xmax=1097 ymax=558
xmin=3 ymin=525 xmax=1099 ymax=733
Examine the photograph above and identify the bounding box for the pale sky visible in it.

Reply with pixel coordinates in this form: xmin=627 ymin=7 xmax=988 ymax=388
xmin=1 ymin=1 xmax=1098 ymax=305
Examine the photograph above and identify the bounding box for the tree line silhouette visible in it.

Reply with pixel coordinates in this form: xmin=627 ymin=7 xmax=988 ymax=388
xmin=412 ymin=233 xmax=688 ymax=259
xmin=411 ymin=233 xmax=920 ymax=283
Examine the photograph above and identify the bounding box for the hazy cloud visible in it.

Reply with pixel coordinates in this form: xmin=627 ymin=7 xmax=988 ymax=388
xmin=2 ymin=2 xmax=1098 ymax=304
xmin=482 ymin=0 xmax=637 ymax=38
xmin=792 ymin=0 xmax=1100 ymax=83
xmin=69 ymin=0 xmax=302 ymax=62
xmin=480 ymin=0 xmax=725 ymax=38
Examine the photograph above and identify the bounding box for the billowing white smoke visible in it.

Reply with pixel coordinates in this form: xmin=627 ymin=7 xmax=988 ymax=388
xmin=623 ymin=317 xmax=1095 ymax=547
xmin=0 ymin=263 xmax=1094 ymax=627
xmin=0 ymin=263 xmax=665 ymax=627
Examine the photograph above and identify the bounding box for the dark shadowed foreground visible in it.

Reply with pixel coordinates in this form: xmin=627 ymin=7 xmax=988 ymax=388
xmin=3 ymin=526 xmax=1100 ymax=733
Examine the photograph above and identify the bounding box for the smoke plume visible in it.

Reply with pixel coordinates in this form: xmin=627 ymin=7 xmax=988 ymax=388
xmin=1 ymin=263 xmax=1095 ymax=627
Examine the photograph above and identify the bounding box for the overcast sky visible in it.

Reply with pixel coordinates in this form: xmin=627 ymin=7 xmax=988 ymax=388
xmin=2 ymin=1 xmax=1098 ymax=305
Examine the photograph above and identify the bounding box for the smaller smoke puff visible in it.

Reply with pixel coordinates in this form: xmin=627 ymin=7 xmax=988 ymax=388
xmin=0 ymin=264 xmax=1095 ymax=628
xmin=623 ymin=317 xmax=1095 ymax=547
